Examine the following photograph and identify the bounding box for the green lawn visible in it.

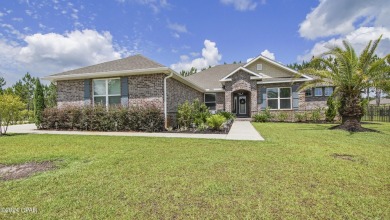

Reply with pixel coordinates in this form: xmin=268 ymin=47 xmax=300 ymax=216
xmin=0 ymin=123 xmax=389 ymax=219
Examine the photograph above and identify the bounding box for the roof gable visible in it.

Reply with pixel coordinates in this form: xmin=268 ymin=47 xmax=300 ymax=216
xmin=219 ymin=66 xmax=266 ymax=82
xmin=244 ymin=55 xmax=312 ymax=80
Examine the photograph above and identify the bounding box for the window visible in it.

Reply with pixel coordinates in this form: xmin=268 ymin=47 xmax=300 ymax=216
xmin=204 ymin=93 xmax=216 ymax=110
xmin=257 ymin=64 xmax=263 ymax=71
xmin=324 ymin=87 xmax=333 ymax=96
xmin=266 ymin=87 xmax=291 ymax=110
xmin=305 ymin=89 xmax=312 ymax=97
xmin=314 ymin=87 xmax=323 ymax=96
xmin=93 ymin=78 xmax=121 ymax=107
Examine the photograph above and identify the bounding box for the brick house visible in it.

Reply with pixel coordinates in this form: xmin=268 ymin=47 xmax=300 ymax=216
xmin=43 ymin=54 xmax=331 ymax=127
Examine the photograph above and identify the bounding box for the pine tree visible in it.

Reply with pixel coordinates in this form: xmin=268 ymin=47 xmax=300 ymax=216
xmin=33 ymin=79 xmax=45 ymax=128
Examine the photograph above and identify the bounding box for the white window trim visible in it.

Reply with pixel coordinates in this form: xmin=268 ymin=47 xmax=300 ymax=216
xmin=266 ymin=87 xmax=292 ymax=110
xmin=92 ymin=78 xmax=121 ymax=107
xmin=314 ymin=87 xmax=323 ymax=97
xmin=257 ymin=64 xmax=263 ymax=71
xmin=324 ymin=87 xmax=333 ymax=97
xmin=204 ymin=93 xmax=217 ymax=111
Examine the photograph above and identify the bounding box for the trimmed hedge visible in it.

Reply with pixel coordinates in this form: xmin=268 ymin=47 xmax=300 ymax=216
xmin=40 ymin=105 xmax=164 ymax=132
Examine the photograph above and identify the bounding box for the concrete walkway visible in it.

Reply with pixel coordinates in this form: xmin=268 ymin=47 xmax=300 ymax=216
xmin=226 ymin=121 xmax=264 ymax=141
xmin=6 ymin=122 xmax=264 ymax=141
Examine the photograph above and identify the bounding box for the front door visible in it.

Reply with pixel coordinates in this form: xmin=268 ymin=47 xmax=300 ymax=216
xmin=238 ymin=95 xmax=247 ymax=116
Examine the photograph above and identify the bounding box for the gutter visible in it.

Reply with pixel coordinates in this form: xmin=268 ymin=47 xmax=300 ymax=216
xmin=164 ymin=72 xmax=174 ymax=130
xmin=41 ymin=67 xmax=171 ymax=82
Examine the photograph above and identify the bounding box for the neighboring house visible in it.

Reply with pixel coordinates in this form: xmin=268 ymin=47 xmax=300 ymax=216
xmin=369 ymin=98 xmax=390 ymax=106
xmin=43 ymin=54 xmax=331 ymax=127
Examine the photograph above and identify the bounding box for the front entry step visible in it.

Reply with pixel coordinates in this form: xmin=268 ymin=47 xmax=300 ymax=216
xmin=235 ymin=117 xmax=253 ymax=121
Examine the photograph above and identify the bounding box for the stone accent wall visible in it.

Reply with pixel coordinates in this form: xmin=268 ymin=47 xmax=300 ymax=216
xmin=57 ymin=79 xmax=86 ymax=107
xmin=304 ymin=96 xmax=328 ymax=110
xmin=128 ymin=74 xmax=165 ymax=111
xmin=224 ymin=70 xmax=258 ymax=116
xmin=216 ymin=92 xmax=225 ymax=111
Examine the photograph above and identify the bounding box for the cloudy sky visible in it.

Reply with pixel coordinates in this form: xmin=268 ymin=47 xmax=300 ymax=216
xmin=0 ymin=0 xmax=389 ymax=86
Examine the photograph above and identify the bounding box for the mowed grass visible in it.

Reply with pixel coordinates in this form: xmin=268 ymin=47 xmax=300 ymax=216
xmin=0 ymin=123 xmax=389 ymax=219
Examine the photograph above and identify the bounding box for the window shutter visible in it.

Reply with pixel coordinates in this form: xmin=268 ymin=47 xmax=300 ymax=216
xmin=120 ymin=77 xmax=129 ymax=107
xmin=84 ymin=79 xmax=91 ymax=105
xmin=292 ymin=84 xmax=299 ymax=110
xmin=259 ymin=87 xmax=267 ymax=110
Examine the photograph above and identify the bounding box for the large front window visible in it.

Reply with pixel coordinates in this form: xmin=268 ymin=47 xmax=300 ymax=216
xmin=204 ymin=93 xmax=216 ymax=110
xmin=267 ymin=87 xmax=291 ymax=110
xmin=93 ymin=78 xmax=121 ymax=107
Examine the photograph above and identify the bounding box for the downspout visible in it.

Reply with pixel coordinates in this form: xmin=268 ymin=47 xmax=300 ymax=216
xmin=164 ymin=72 xmax=174 ymax=130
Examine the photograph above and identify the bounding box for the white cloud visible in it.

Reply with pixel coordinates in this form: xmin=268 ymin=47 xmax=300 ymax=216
xmin=190 ymin=52 xmax=200 ymax=57
xmin=118 ymin=0 xmax=170 ymax=13
xmin=220 ymin=0 xmax=259 ymax=11
xmin=12 ymin=17 xmax=23 ymax=22
xmin=260 ymin=49 xmax=275 ymax=60
xmin=0 ymin=29 xmax=126 ymax=85
xmin=167 ymin=22 xmax=187 ymax=33
xmin=298 ymin=27 xmax=390 ymax=61
xmin=170 ymin=39 xmax=222 ymax=72
xmin=246 ymin=57 xmax=254 ymax=63
xmin=299 ymin=0 xmax=390 ymax=39
xmin=172 ymin=33 xmax=180 ymax=38
xmin=167 ymin=21 xmax=188 ymax=39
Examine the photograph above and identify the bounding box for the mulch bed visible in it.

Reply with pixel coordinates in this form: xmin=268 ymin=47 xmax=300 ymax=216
xmin=0 ymin=161 xmax=56 ymax=181
xmin=329 ymin=124 xmax=379 ymax=132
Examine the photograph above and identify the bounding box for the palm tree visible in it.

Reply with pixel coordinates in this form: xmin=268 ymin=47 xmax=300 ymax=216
xmin=299 ymin=36 xmax=390 ymax=131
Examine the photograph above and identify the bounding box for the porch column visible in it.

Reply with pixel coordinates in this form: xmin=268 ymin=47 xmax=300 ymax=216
xmin=225 ymin=91 xmax=232 ymax=112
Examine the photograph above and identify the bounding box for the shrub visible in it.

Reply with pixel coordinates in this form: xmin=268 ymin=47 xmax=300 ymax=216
xmin=253 ymin=107 xmax=272 ymax=122
xmin=295 ymin=112 xmax=308 ymax=122
xmin=206 ymin=114 xmax=226 ymax=130
xmin=177 ymin=101 xmax=193 ymax=129
xmin=40 ymin=105 xmax=164 ymax=132
xmin=192 ymin=99 xmax=211 ymax=126
xmin=218 ymin=111 xmax=235 ymax=121
xmin=139 ymin=106 xmax=164 ymax=132
xmin=325 ymin=95 xmax=337 ymax=122
xmin=277 ymin=112 xmax=288 ymax=122
xmin=196 ymin=123 xmax=209 ymax=132
xmin=311 ymin=107 xmax=322 ymax=122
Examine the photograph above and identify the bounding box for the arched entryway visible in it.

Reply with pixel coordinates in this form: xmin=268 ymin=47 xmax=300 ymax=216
xmin=232 ymin=90 xmax=250 ymax=117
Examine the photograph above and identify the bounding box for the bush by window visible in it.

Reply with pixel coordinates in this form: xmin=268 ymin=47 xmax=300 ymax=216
xmin=40 ymin=105 xmax=164 ymax=132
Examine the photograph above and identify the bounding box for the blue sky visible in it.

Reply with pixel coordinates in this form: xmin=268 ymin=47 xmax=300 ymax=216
xmin=0 ymin=0 xmax=389 ymax=86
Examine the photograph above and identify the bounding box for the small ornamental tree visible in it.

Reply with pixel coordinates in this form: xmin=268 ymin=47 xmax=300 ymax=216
xmin=325 ymin=95 xmax=337 ymax=122
xmin=0 ymin=94 xmax=25 ymax=135
xmin=33 ymin=79 xmax=45 ymax=128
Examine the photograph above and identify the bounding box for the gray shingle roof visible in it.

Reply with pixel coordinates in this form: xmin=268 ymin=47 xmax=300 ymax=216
xmin=51 ymin=54 xmax=165 ymax=76
xmin=186 ymin=63 xmax=244 ymax=90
